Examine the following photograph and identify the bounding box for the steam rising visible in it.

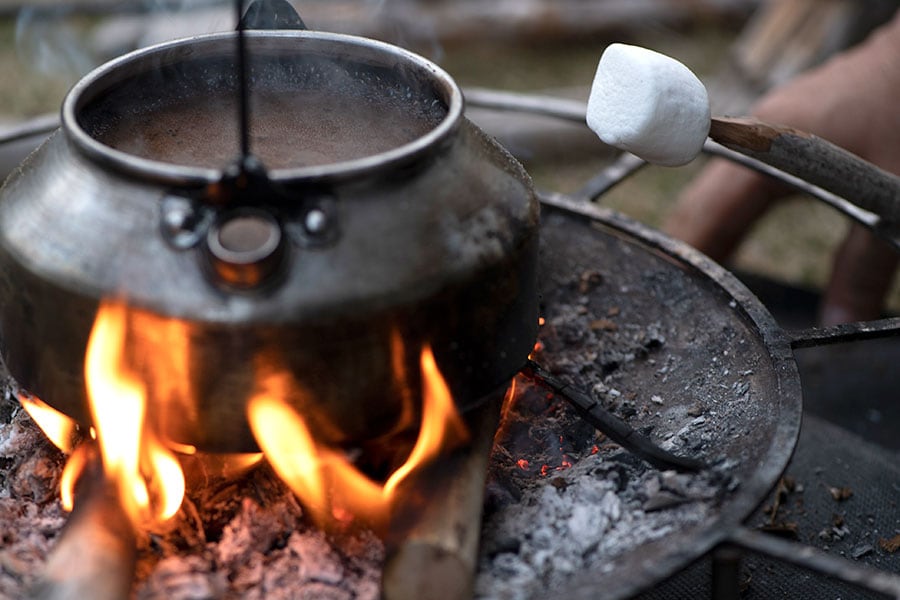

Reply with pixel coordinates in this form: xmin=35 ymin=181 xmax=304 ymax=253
xmin=15 ymin=1 xmax=235 ymax=83
xmin=14 ymin=1 xmax=447 ymax=86
xmin=15 ymin=6 xmax=96 ymax=83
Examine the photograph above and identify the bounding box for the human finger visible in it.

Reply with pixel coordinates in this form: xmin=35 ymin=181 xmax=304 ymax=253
xmin=820 ymin=224 xmax=899 ymax=325
xmin=663 ymin=157 xmax=789 ymax=262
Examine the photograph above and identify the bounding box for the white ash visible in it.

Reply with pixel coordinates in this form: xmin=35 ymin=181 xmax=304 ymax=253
xmin=474 ymin=261 xmax=761 ymax=599
xmin=0 ymin=382 xmax=67 ymax=599
xmin=475 ymin=383 xmax=722 ymax=600
xmin=478 ymin=474 xmax=716 ymax=599
xmin=134 ymin=495 xmax=384 ymax=600
xmin=0 ymin=369 xmax=383 ymax=600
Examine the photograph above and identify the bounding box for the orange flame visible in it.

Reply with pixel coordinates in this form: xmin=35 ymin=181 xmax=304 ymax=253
xmin=60 ymin=444 xmax=91 ymax=511
xmin=247 ymin=372 xmax=329 ymax=518
xmin=127 ymin=309 xmax=198 ymax=442
xmin=18 ymin=394 xmax=79 ymax=454
xmin=83 ymin=301 xmax=185 ymax=525
xmin=27 ymin=301 xmax=474 ymax=533
xmin=248 ymin=345 xmax=469 ymax=530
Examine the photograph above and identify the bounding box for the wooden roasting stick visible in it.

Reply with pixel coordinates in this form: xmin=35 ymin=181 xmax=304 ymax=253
xmin=30 ymin=445 xmax=136 ymax=600
xmin=587 ymin=46 xmax=899 ymax=225
xmin=382 ymin=392 xmax=502 ymax=600
xmin=708 ymin=117 xmax=900 ymax=224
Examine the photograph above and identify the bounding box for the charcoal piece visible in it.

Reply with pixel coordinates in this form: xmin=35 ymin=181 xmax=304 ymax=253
xmin=643 ymin=491 xmax=690 ymax=512
xmin=851 ymin=543 xmax=874 ymax=559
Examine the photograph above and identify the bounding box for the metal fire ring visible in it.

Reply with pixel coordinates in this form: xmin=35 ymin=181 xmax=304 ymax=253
xmin=535 ymin=196 xmax=802 ymax=599
xmin=0 ymin=86 xmax=897 ymax=598
xmin=465 ymin=87 xmax=900 ymax=599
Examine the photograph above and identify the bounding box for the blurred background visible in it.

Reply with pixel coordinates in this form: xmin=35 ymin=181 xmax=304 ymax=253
xmin=0 ymin=0 xmax=897 ymax=444
xmin=0 ymin=0 xmax=897 ymax=311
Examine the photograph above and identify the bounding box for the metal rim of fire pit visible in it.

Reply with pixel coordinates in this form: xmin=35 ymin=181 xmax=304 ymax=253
xmin=1 ymin=83 xmax=897 ymax=598
xmin=537 ymin=194 xmax=802 ymax=600
xmin=466 ymin=88 xmax=900 ymax=598
xmin=62 ymin=30 xmax=463 ymax=185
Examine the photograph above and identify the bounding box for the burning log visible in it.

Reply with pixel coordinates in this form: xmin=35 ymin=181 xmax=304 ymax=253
xmin=382 ymin=393 xmax=502 ymax=600
xmin=29 ymin=444 xmax=136 ymax=600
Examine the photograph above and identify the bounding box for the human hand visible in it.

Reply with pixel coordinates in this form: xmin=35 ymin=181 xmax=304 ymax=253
xmin=664 ymin=12 xmax=900 ymax=325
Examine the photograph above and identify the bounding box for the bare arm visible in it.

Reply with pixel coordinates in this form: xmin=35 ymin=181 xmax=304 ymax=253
xmin=664 ymin=11 xmax=900 ymax=324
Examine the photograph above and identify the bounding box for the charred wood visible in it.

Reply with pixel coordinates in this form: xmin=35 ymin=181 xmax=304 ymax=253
xmin=29 ymin=444 xmax=136 ymax=600
xmin=382 ymin=394 xmax=501 ymax=600
xmin=522 ymin=360 xmax=706 ymax=473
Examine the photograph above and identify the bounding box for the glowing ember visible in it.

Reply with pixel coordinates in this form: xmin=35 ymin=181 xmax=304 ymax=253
xmin=516 ymin=458 xmax=530 ymax=471
xmin=248 ymin=345 xmax=469 ymax=530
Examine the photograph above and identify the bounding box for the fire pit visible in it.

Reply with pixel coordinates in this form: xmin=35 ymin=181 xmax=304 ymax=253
xmin=1 ymin=4 xmax=899 ymax=600
xmin=0 ymin=194 xmax=802 ymax=599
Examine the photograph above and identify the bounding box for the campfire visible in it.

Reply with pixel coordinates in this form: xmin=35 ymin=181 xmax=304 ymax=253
xmin=5 ymin=274 xmax=743 ymax=600
xmin=22 ymin=300 xmax=474 ymax=531
xmin=16 ymin=296 xmax=490 ymax=597
xmin=0 ymin=2 xmax=829 ymax=600
xmin=2 ymin=194 xmax=797 ymax=600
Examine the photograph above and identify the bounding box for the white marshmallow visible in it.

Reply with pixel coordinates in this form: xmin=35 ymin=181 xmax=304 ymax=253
xmin=586 ymin=43 xmax=710 ymax=167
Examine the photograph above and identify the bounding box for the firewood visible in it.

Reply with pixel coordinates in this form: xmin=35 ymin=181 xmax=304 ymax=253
xmin=381 ymin=393 xmax=501 ymax=600
xmin=29 ymin=445 xmax=136 ymax=600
